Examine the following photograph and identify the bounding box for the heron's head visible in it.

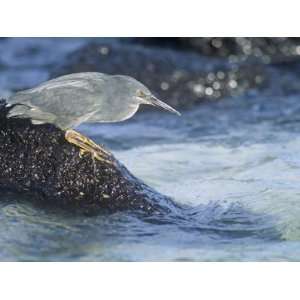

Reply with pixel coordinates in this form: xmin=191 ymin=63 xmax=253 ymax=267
xmin=110 ymin=75 xmax=181 ymax=115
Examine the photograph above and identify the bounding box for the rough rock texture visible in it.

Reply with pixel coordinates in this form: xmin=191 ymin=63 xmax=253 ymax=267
xmin=0 ymin=100 xmax=178 ymax=215
xmin=52 ymin=41 xmax=267 ymax=109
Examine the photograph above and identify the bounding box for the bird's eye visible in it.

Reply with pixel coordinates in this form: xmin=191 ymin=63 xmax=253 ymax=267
xmin=136 ymin=89 xmax=151 ymax=99
xmin=136 ymin=89 xmax=145 ymax=98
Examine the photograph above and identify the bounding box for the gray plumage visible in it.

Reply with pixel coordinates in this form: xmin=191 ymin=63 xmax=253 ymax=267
xmin=7 ymin=72 xmax=180 ymax=130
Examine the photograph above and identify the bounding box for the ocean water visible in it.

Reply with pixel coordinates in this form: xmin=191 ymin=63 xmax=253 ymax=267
xmin=1 ymin=38 xmax=300 ymax=261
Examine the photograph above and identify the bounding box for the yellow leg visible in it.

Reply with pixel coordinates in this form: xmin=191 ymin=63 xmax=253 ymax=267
xmin=65 ymin=129 xmax=114 ymax=165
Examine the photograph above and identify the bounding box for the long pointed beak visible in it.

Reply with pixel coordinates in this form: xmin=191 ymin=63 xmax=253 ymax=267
xmin=147 ymin=95 xmax=181 ymax=116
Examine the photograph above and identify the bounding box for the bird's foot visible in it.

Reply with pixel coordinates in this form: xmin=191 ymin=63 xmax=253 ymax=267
xmin=65 ymin=129 xmax=113 ymax=165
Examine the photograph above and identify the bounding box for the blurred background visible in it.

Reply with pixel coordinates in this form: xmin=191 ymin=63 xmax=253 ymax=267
xmin=2 ymin=37 xmax=300 ymax=105
xmin=1 ymin=38 xmax=300 ymax=261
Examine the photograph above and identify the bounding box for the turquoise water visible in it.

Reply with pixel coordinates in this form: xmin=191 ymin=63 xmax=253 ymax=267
xmin=1 ymin=38 xmax=300 ymax=261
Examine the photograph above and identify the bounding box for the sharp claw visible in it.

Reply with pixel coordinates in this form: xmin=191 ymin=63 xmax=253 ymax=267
xmin=79 ymin=149 xmax=87 ymax=158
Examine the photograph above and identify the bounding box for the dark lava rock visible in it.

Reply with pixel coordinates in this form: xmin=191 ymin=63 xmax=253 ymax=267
xmin=52 ymin=41 xmax=268 ymax=109
xmin=0 ymin=100 xmax=178 ymax=215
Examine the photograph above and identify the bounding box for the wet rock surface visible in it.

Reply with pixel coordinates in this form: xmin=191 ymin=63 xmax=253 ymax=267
xmin=0 ymin=101 xmax=177 ymax=215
